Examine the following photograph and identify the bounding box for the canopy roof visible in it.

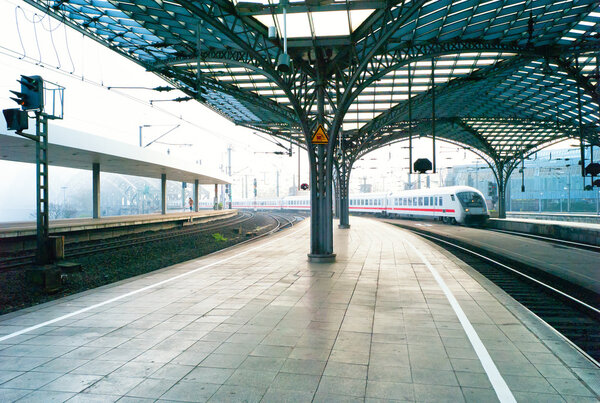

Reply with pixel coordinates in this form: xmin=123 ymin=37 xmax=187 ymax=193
xmin=25 ymin=0 xmax=600 ymax=167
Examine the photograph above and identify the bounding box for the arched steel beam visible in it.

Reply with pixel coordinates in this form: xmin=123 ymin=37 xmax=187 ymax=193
xmin=163 ymin=68 xmax=298 ymax=125
xmin=359 ymin=54 xmax=597 ymax=141
xmin=328 ymin=0 xmax=428 ymax=153
xmin=553 ymin=56 xmax=600 ymax=107
xmin=332 ymin=41 xmax=600 ymax=140
xmin=171 ymin=0 xmax=312 ymax=137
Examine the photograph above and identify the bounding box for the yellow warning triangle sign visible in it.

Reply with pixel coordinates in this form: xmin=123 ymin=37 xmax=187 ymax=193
xmin=311 ymin=124 xmax=329 ymax=145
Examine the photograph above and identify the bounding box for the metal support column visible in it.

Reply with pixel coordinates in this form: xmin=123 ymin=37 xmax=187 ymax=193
xmin=495 ymin=161 xmax=509 ymax=219
xmin=194 ymin=179 xmax=199 ymax=212
xmin=161 ymin=173 xmax=167 ymax=214
xmin=431 ymin=58 xmax=436 ymax=174
xmin=575 ymin=58 xmax=586 ymax=188
xmin=35 ymin=113 xmax=49 ymax=264
xmin=92 ymin=162 xmax=100 ymax=219
xmin=333 ymin=173 xmax=340 ymax=219
xmin=408 ymin=62 xmax=413 ymax=174
xmin=307 ymin=76 xmax=335 ymax=262
xmin=214 ymin=184 xmax=218 ymax=209
xmin=338 ymin=158 xmax=351 ymax=229
xmin=498 ymin=174 xmax=507 ymax=218
xmin=227 ymin=145 xmax=232 ymax=209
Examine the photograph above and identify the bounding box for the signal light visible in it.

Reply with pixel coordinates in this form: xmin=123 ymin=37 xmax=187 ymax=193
xmin=2 ymin=108 xmax=29 ymax=133
xmin=10 ymin=75 xmax=44 ymax=111
xmin=413 ymin=158 xmax=432 ymax=174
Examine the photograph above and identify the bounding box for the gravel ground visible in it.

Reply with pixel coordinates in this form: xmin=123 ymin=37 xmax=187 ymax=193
xmin=0 ymin=213 xmax=285 ymax=315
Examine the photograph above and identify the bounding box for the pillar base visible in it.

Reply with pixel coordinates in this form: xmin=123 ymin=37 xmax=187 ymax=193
xmin=307 ymin=253 xmax=336 ymax=263
xmin=338 ymin=224 xmax=350 ymax=229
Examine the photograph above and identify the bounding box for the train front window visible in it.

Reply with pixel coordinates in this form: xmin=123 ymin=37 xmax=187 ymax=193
xmin=456 ymin=192 xmax=485 ymax=208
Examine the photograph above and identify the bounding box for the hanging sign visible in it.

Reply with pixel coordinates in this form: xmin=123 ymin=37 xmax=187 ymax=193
xmin=311 ymin=124 xmax=329 ymax=145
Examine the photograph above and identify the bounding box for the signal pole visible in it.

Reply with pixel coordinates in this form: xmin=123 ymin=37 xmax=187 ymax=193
xmin=3 ymin=75 xmax=64 ymax=264
xmin=227 ymin=145 xmax=232 ymax=209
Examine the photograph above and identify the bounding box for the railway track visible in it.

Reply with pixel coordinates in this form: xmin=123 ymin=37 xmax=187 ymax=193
xmin=386 ymin=221 xmax=600 ymax=365
xmin=0 ymin=212 xmax=255 ymax=271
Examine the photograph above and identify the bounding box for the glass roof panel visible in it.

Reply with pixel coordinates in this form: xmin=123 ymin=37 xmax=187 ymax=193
xmin=254 ymin=13 xmax=311 ymax=38
xmin=311 ymin=11 xmax=350 ymax=36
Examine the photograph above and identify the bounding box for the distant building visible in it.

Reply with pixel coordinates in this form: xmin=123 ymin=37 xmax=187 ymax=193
xmin=444 ymin=148 xmax=599 ymax=213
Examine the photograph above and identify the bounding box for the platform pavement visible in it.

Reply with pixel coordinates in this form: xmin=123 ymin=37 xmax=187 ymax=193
xmin=0 ymin=210 xmax=234 ymax=238
xmin=0 ymin=217 xmax=597 ymax=402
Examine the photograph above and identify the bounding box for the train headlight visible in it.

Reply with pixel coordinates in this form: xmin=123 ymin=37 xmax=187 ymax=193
xmin=465 ymin=208 xmax=469 ymax=212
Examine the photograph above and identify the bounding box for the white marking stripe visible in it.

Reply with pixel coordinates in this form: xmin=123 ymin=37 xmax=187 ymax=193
xmin=406 ymin=240 xmax=516 ymax=403
xmin=0 ymin=227 xmax=305 ymax=343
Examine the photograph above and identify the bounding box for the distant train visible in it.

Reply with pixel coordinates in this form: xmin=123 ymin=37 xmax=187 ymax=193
xmin=228 ymin=186 xmax=488 ymax=225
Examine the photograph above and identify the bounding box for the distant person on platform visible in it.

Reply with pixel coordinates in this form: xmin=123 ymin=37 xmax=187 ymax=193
xmin=188 ymin=197 xmax=193 ymax=211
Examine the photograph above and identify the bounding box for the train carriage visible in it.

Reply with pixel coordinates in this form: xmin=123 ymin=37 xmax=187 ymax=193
xmin=348 ymin=193 xmax=389 ymax=215
xmin=385 ymin=186 xmax=488 ymax=224
xmin=231 ymin=185 xmax=488 ymax=225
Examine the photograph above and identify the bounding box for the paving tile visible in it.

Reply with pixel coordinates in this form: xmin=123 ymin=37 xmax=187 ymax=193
xmin=33 ymin=358 xmax=90 ymax=373
xmin=125 ymin=378 xmax=179 ymax=399
xmin=67 ymin=393 xmax=120 ymax=402
xmin=260 ymin=388 xmax=314 ymax=403
xmin=198 ymin=353 xmax=246 ymax=369
xmin=455 ymin=371 xmax=493 ymax=388
xmin=239 ymin=356 xmax=285 ymax=372
xmin=250 ymin=345 xmax=292 ymax=358
xmin=270 ymin=373 xmax=320 ymax=394
xmin=0 ymin=356 xmax=51 ymax=372
xmin=367 ymin=364 xmax=412 ymax=383
xmin=323 ymin=361 xmax=367 ymax=379
xmin=207 ymin=384 xmax=265 ymax=403
xmin=462 ymin=387 xmax=500 ymax=403
xmin=313 ymin=391 xmax=364 ymax=403
xmin=83 ymin=375 xmax=145 ymax=396
xmin=0 ymin=370 xmax=23 ymax=384
xmin=70 ymin=360 xmax=123 ymax=376
xmin=225 ymin=369 xmax=277 ymax=388
xmin=366 ymin=380 xmax=414 ymax=401
xmin=413 ymin=383 xmax=466 ymax=402
xmin=0 ymin=371 xmax=61 ymax=390
xmin=546 ymin=377 xmax=595 ymax=397
xmin=149 ymin=364 xmax=194 ymax=380
xmin=41 ymin=374 xmax=102 ymax=393
xmin=16 ymin=390 xmax=75 ymax=402
xmin=504 ymin=374 xmax=554 ymax=393
xmin=183 ymin=366 xmax=234 ymax=384
xmin=280 ymin=359 xmax=326 ymax=376
xmin=316 ymin=375 xmax=366 ymax=397
xmin=512 ymin=391 xmax=566 ymax=402
xmin=533 ymin=364 xmax=577 ymax=379
xmin=159 ymin=380 xmax=219 ymax=402
xmin=411 ymin=368 xmax=458 ymax=386
xmin=0 ymin=388 xmax=31 ymax=402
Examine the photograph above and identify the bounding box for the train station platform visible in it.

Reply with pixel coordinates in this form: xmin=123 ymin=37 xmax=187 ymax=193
xmin=488 ymin=217 xmax=600 ymax=247
xmin=0 ymin=210 xmax=236 ymax=238
xmin=0 ymin=209 xmax=237 ymax=252
xmin=0 ymin=217 xmax=598 ymax=402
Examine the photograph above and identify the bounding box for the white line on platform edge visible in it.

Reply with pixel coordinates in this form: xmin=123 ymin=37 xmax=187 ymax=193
xmin=0 ymin=227 xmax=306 ymax=343
xmin=406 ymin=240 xmax=516 ymax=403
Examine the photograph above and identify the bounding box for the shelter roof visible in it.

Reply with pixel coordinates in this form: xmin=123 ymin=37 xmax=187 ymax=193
xmin=24 ymin=0 xmax=600 ymax=164
xmin=0 ymin=123 xmax=229 ymax=184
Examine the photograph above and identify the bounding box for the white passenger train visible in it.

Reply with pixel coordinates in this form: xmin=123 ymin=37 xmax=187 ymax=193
xmin=229 ymin=185 xmax=489 ymax=225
